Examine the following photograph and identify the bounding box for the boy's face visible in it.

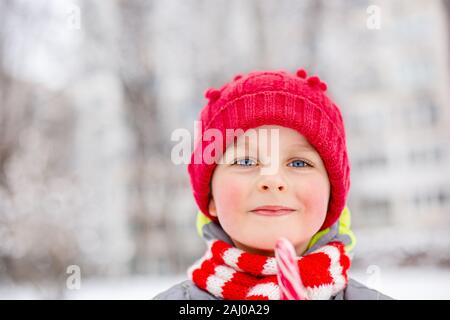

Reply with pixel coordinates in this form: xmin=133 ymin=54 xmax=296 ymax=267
xmin=208 ymin=125 xmax=330 ymax=256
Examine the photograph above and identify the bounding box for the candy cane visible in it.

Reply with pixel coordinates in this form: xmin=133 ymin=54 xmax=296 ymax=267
xmin=275 ymin=237 xmax=309 ymax=300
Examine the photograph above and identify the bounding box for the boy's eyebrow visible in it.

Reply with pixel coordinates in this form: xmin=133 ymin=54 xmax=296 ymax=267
xmin=232 ymin=142 xmax=318 ymax=157
xmin=234 ymin=138 xmax=257 ymax=150
xmin=233 ymin=142 xmax=315 ymax=150
xmin=286 ymin=143 xmax=316 ymax=152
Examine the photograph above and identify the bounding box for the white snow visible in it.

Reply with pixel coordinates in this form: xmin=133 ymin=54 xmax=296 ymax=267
xmin=1 ymin=268 xmax=449 ymax=299
xmin=349 ymin=267 xmax=450 ymax=300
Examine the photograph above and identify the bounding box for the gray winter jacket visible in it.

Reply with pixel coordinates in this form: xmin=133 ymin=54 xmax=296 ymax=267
xmin=153 ymin=278 xmax=392 ymax=300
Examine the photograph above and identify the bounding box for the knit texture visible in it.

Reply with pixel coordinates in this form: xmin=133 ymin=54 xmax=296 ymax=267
xmin=188 ymin=69 xmax=350 ymax=230
xmin=188 ymin=239 xmax=351 ymax=300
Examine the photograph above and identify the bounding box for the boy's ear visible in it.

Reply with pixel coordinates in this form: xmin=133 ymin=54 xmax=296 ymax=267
xmin=208 ymin=197 xmax=218 ymax=217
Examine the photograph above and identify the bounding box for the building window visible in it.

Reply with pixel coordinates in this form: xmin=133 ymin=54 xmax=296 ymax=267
xmin=406 ymin=98 xmax=439 ymax=129
xmin=409 ymin=146 xmax=443 ymax=164
xmin=355 ymin=153 xmax=388 ymax=170
xmin=413 ymin=189 xmax=450 ymax=209
xmin=438 ymin=190 xmax=449 ymax=205
xmin=356 ymin=197 xmax=392 ymax=226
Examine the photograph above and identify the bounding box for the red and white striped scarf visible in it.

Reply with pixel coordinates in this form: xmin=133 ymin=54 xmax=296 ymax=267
xmin=188 ymin=239 xmax=350 ymax=300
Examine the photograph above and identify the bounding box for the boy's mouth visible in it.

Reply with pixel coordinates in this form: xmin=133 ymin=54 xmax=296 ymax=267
xmin=249 ymin=205 xmax=295 ymax=216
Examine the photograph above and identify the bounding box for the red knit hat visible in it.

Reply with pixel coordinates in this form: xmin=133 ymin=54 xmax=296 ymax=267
xmin=188 ymin=69 xmax=350 ymax=230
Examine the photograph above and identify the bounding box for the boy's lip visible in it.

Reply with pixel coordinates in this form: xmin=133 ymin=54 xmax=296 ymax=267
xmin=250 ymin=205 xmax=296 ymax=216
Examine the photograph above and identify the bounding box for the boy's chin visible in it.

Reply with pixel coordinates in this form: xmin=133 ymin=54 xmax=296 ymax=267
xmin=236 ymin=234 xmax=310 ymax=255
xmin=238 ymin=238 xmax=287 ymax=253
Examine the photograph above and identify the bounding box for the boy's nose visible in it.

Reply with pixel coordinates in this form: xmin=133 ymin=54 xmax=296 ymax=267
xmin=260 ymin=184 xmax=285 ymax=192
xmin=258 ymin=176 xmax=288 ymax=192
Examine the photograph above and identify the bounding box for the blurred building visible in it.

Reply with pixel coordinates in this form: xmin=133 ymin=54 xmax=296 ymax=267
xmin=332 ymin=1 xmax=450 ymax=230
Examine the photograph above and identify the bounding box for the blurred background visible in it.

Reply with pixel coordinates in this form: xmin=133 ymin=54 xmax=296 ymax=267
xmin=0 ymin=0 xmax=449 ymax=299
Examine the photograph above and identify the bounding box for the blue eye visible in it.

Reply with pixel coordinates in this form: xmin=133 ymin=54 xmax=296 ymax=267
xmin=288 ymin=160 xmax=310 ymax=168
xmin=234 ymin=158 xmax=257 ymax=167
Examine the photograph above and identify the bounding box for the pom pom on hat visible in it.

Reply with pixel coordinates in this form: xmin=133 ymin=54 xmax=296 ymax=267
xmin=204 ymin=88 xmax=221 ymax=103
xmin=305 ymin=74 xmax=328 ymax=92
xmin=307 ymin=75 xmax=321 ymax=86
xmin=296 ymin=68 xmax=307 ymax=79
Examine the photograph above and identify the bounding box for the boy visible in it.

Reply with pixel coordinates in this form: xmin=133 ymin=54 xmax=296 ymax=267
xmin=155 ymin=69 xmax=391 ymax=300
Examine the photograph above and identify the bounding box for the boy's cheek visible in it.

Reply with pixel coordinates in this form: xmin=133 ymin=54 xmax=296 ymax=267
xmin=213 ymin=176 xmax=248 ymax=212
xmin=295 ymin=178 xmax=330 ymax=211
